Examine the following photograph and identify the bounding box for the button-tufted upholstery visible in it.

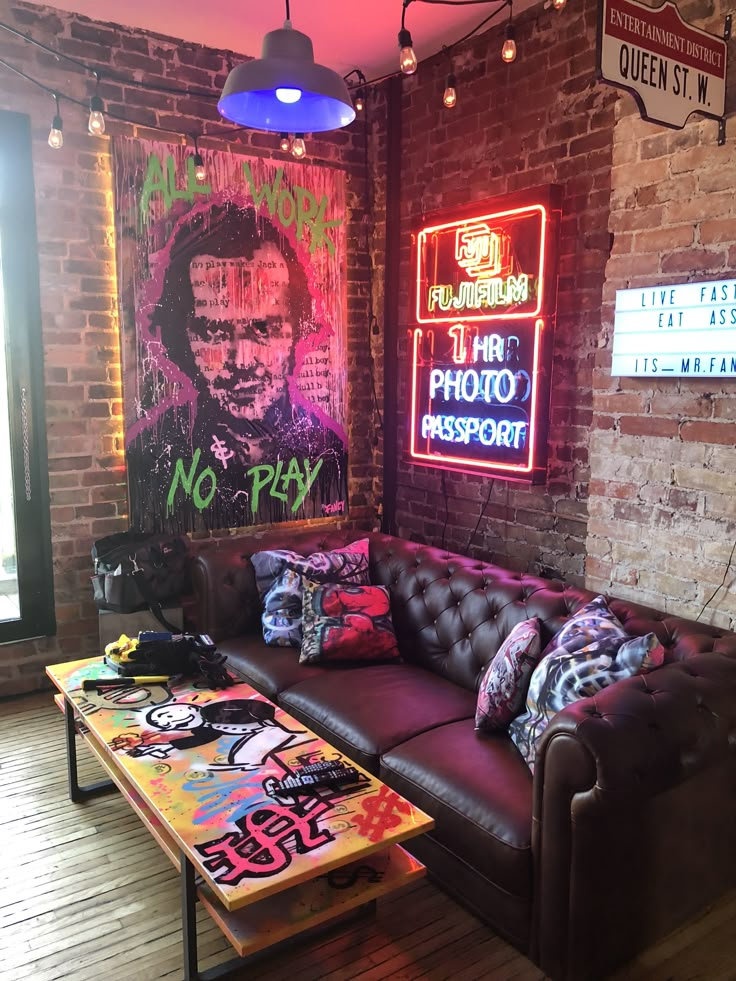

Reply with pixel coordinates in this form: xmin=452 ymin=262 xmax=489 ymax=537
xmin=191 ymin=529 xmax=736 ymax=981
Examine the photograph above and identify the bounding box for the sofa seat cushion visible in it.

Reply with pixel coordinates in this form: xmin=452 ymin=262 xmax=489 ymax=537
xmin=217 ymin=634 xmax=327 ymax=701
xmin=278 ymin=665 xmax=476 ymax=772
xmin=380 ymin=720 xmax=533 ymax=898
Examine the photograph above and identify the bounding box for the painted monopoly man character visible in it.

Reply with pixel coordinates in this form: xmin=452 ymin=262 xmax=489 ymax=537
xmin=132 ymin=697 xmax=304 ymax=770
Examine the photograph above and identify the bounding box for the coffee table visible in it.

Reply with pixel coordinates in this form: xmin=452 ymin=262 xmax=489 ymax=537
xmin=46 ymin=657 xmax=434 ymax=980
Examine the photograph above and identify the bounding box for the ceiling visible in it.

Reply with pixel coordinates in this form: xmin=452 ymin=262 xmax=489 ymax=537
xmin=42 ymin=0 xmax=517 ymax=80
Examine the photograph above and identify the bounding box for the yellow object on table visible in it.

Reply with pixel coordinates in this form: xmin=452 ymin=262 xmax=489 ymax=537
xmin=104 ymin=633 xmax=139 ymax=663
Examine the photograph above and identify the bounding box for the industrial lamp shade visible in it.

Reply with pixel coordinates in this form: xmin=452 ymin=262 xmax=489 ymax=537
xmin=218 ymin=23 xmax=356 ymax=132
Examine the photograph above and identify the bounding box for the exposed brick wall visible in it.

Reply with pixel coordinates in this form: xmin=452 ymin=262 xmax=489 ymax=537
xmin=587 ymin=1 xmax=736 ymax=625
xmin=0 ymin=2 xmax=372 ymax=694
xmin=372 ymin=0 xmax=616 ymax=583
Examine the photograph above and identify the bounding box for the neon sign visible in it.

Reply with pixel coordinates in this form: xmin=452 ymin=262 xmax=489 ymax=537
xmin=416 ymin=203 xmax=548 ymax=323
xmin=409 ymin=188 xmax=561 ymax=481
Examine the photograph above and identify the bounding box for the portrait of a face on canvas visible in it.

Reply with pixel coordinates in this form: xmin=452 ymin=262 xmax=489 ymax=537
xmin=113 ymin=140 xmax=348 ymax=533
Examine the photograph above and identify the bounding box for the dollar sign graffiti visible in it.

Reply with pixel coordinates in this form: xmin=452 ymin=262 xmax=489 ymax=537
xmin=353 ymin=786 xmax=412 ymax=843
xmin=210 ymin=434 xmax=235 ymax=470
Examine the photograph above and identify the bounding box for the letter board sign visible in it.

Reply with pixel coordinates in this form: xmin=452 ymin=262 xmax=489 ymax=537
xmin=409 ymin=187 xmax=561 ymax=482
xmin=597 ymin=0 xmax=727 ymax=128
xmin=612 ymin=278 xmax=736 ymax=376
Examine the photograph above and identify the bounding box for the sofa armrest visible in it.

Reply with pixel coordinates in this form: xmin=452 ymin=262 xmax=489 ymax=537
xmin=531 ymin=652 xmax=736 ymax=981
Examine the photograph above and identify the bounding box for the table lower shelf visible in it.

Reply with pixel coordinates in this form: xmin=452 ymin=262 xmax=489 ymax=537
xmin=199 ymin=845 xmax=425 ymax=957
xmin=56 ymin=693 xmax=426 ymax=960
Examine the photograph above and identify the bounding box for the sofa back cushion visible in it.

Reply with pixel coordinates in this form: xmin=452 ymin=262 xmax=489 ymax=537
xmin=367 ymin=535 xmax=596 ymax=693
xmin=192 ymin=530 xmax=736 ymax=686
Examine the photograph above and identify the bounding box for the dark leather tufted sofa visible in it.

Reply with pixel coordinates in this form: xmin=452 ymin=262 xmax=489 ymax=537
xmin=191 ymin=528 xmax=736 ymax=981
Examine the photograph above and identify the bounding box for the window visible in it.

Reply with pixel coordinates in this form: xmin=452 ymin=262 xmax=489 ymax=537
xmin=0 ymin=110 xmax=55 ymax=642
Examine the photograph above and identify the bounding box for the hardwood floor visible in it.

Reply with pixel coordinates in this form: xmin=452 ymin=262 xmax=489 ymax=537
xmin=1 ymin=693 xmax=735 ymax=981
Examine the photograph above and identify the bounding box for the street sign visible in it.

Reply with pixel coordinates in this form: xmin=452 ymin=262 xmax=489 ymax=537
xmin=597 ymin=0 xmax=727 ymax=128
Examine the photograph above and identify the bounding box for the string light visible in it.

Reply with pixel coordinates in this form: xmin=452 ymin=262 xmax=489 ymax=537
xmin=88 ymin=94 xmax=105 ymax=135
xmin=398 ymin=27 xmax=418 ymax=75
xmin=443 ymin=72 xmax=457 ymax=108
xmin=502 ymin=3 xmax=517 ymax=64
xmin=501 ymin=24 xmax=516 ymax=62
xmin=2 ymin=2 xmax=521 ymax=150
xmin=291 ymin=134 xmax=307 ymax=159
xmin=48 ymin=93 xmax=63 ymax=149
xmin=551 ymin=0 xmax=567 ymax=9
xmin=279 ymin=132 xmax=291 ymax=151
xmin=88 ymin=72 xmax=105 ymax=135
xmin=192 ymin=136 xmax=206 ymax=183
xmin=398 ymin=0 xmax=417 ymax=75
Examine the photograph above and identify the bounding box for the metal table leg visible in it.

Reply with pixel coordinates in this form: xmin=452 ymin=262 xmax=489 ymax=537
xmin=64 ymin=695 xmax=116 ymax=803
xmin=180 ymin=847 xmax=378 ymax=980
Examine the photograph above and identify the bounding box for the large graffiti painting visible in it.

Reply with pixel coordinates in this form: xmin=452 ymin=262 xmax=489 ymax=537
xmin=113 ymin=140 xmax=349 ymax=533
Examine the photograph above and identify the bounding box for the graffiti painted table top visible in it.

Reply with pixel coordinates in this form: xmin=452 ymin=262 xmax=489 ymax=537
xmin=47 ymin=657 xmax=434 ymax=912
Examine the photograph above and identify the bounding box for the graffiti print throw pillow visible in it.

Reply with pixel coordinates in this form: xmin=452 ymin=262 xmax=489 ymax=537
xmin=252 ymin=539 xmax=370 ymax=647
xmin=475 ymin=618 xmax=542 ymax=732
xmin=541 ymin=594 xmax=628 ymax=658
xmin=299 ymin=579 xmax=401 ymax=664
xmin=509 ymin=631 xmax=665 ymax=772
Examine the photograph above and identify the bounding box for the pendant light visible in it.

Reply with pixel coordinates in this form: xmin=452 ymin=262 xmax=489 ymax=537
xmin=217 ymin=0 xmax=355 ymax=133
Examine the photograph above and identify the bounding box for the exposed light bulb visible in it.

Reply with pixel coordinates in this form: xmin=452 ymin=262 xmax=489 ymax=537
xmin=502 ymin=24 xmax=517 ymax=63
xmin=552 ymin=0 xmax=567 ymax=8
xmin=48 ymin=114 xmax=63 ymax=149
xmin=291 ymin=134 xmax=307 ymax=159
xmin=354 ymin=89 xmax=365 ymax=112
xmin=398 ymin=28 xmax=417 ymax=75
xmin=443 ymin=73 xmax=457 ymax=109
xmin=275 ymin=87 xmax=302 ymax=104
xmin=193 ymin=151 xmax=206 ymax=183
xmin=279 ymin=133 xmax=291 ymax=152
xmin=88 ymin=94 xmax=105 ymax=136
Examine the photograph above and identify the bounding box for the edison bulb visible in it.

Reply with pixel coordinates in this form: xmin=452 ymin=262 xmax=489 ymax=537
xmin=502 ymin=37 xmax=517 ymax=63
xmin=291 ymin=135 xmax=306 ymax=159
xmin=552 ymin=0 xmax=567 ymax=9
xmin=88 ymin=95 xmax=105 ymax=136
xmin=443 ymin=74 xmax=457 ymax=108
xmin=48 ymin=119 xmax=63 ymax=149
xmin=88 ymin=110 xmax=105 ymax=136
xmin=400 ymin=46 xmax=417 ymax=74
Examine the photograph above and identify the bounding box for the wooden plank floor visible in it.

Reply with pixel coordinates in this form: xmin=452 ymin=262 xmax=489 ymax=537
xmin=1 ymin=693 xmax=735 ymax=981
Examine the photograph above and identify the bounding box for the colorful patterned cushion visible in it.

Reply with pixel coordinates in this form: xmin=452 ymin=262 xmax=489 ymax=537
xmin=509 ymin=631 xmax=665 ymax=772
xmin=542 ymin=594 xmax=627 ymax=657
xmin=475 ymin=618 xmax=542 ymax=732
xmin=252 ymin=540 xmax=370 ymax=647
xmin=299 ymin=580 xmax=401 ymax=664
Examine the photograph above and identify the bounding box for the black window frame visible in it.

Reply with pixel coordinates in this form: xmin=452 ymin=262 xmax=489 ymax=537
xmin=0 ymin=110 xmax=55 ymax=643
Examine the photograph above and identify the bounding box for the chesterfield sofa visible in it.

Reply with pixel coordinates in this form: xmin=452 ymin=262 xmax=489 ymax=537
xmin=191 ymin=528 xmax=736 ymax=981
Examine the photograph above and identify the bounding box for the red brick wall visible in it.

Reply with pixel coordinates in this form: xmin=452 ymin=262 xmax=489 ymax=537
xmin=587 ymin=0 xmax=736 ymax=627
xmin=0 ymin=2 xmax=373 ymax=694
xmin=373 ymin=0 xmax=616 ymax=582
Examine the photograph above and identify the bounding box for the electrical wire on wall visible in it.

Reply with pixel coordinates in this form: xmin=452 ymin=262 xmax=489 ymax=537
xmin=465 ymin=479 xmax=494 ymax=555
xmin=696 ymin=538 xmax=736 ymax=622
